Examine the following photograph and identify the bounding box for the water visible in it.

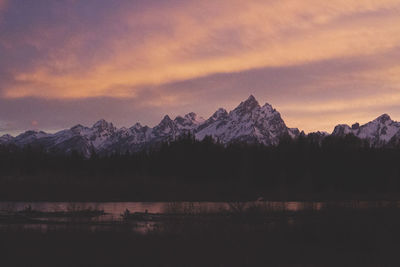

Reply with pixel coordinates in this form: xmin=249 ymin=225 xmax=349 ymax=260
xmin=2 ymin=200 xmax=398 ymax=216
xmin=1 ymin=201 xmax=399 ymax=233
xmin=0 ymin=201 xmax=325 ymax=218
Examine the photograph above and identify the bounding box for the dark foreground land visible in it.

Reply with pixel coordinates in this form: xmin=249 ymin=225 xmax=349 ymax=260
xmin=2 ymin=135 xmax=400 ymax=266
xmin=2 ymin=205 xmax=400 ymax=266
xmin=2 ymin=134 xmax=400 ymax=202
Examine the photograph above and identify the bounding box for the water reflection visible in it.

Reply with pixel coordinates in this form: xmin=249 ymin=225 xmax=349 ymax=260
xmin=1 ymin=201 xmax=399 ymax=233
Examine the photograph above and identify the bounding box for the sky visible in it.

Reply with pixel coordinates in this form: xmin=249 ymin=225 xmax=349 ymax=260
xmin=1 ymin=0 xmax=400 ymax=135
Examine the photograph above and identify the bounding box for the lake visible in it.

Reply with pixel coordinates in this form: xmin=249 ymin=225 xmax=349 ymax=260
xmin=1 ymin=200 xmax=399 ymax=233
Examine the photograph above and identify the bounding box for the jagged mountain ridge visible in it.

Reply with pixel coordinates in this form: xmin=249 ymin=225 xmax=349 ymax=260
xmin=2 ymin=95 xmax=400 ymax=157
xmin=195 ymin=95 xmax=298 ymax=145
xmin=332 ymin=114 xmax=400 ymax=146
xmin=0 ymin=96 xmax=299 ymax=156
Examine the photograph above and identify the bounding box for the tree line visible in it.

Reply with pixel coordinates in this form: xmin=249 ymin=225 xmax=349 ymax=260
xmin=1 ymin=133 xmax=400 ymax=200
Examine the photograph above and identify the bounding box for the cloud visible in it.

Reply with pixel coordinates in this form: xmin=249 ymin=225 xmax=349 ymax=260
xmin=0 ymin=0 xmax=7 ymax=10
xmin=1 ymin=0 xmax=400 ymax=134
xmin=0 ymin=0 xmax=8 ymax=23
xmin=1 ymin=0 xmax=400 ymax=100
xmin=7 ymin=48 xmax=400 ymax=134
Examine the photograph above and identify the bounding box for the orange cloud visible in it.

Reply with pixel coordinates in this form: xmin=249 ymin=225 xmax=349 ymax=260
xmin=2 ymin=0 xmax=400 ymax=102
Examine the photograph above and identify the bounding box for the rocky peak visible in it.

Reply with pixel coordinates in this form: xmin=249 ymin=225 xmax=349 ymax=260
xmin=70 ymin=124 xmax=87 ymax=134
xmin=71 ymin=124 xmax=84 ymax=130
xmin=211 ymin=108 xmax=228 ymax=120
xmin=92 ymin=119 xmax=115 ymax=132
xmin=157 ymin=115 xmax=174 ymax=129
xmin=0 ymin=133 xmax=13 ymax=139
xmin=259 ymin=102 xmax=277 ymax=115
xmin=184 ymin=112 xmax=197 ymax=121
xmin=233 ymin=95 xmax=260 ymax=115
xmin=131 ymin=122 xmax=143 ymax=130
xmin=351 ymin=123 xmax=360 ymax=130
xmin=246 ymin=94 xmax=257 ymax=103
xmin=176 ymin=112 xmax=205 ymax=127
xmin=331 ymin=113 xmax=400 ymax=145
xmin=0 ymin=134 xmax=13 ymax=143
xmin=17 ymin=130 xmax=46 ymax=138
xmin=12 ymin=130 xmax=48 ymax=146
xmin=332 ymin=124 xmax=352 ymax=136
xmin=153 ymin=115 xmax=178 ymax=136
xmin=374 ymin=114 xmax=391 ymax=124
xmin=0 ymin=97 xmax=308 ymax=156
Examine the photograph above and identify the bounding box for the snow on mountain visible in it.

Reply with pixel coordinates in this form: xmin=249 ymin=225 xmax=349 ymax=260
xmin=195 ymin=95 xmax=297 ymax=145
xmin=13 ymin=130 xmax=49 ymax=146
xmin=174 ymin=112 xmax=205 ymax=131
xmin=46 ymin=120 xmax=117 ymax=155
xmin=150 ymin=115 xmax=180 ymax=142
xmin=388 ymin=130 xmax=400 ymax=147
xmin=103 ymin=123 xmax=153 ymax=154
xmin=0 ymin=134 xmax=14 ymax=144
xmin=0 ymin=119 xmax=118 ymax=157
xmin=3 ymin=97 xmax=400 ymax=156
xmin=4 ymin=95 xmax=376 ymax=157
xmin=195 ymin=108 xmax=229 ymax=135
xmin=88 ymin=119 xmax=117 ymax=149
xmin=332 ymin=114 xmax=400 ymax=146
xmin=0 ymin=96 xmax=301 ymax=155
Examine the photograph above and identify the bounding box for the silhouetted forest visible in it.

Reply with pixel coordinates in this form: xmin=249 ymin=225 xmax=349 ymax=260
xmin=1 ymin=133 xmax=400 ymax=201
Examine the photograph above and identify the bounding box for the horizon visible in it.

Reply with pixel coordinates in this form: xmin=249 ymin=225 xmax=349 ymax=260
xmin=1 ymin=95 xmax=397 ymax=137
xmin=2 ymin=2 xmax=400 ymax=264
xmin=1 ymin=1 xmax=400 ymax=135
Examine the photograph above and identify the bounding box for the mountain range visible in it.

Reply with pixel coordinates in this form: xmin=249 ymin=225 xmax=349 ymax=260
xmin=1 ymin=95 xmax=399 ymax=157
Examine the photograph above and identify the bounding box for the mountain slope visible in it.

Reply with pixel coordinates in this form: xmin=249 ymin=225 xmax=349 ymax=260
xmin=332 ymin=114 xmax=400 ymax=146
xmin=0 ymin=95 xmax=344 ymax=156
xmin=195 ymin=95 xmax=295 ymax=145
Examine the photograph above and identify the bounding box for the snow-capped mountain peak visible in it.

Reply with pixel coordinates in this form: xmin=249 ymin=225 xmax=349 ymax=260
xmin=174 ymin=112 xmax=205 ymax=131
xmin=212 ymin=108 xmax=228 ymax=120
xmin=332 ymin=113 xmax=400 ymax=145
xmin=70 ymin=124 xmax=89 ymax=135
xmin=195 ymin=95 xmax=294 ymax=145
xmin=92 ymin=119 xmax=115 ymax=132
xmin=160 ymin=115 xmax=172 ymax=124
xmin=184 ymin=112 xmax=205 ymax=124
xmin=152 ymin=115 xmax=179 ymax=139
xmin=0 ymin=95 xmax=318 ymax=156
xmin=374 ymin=113 xmax=391 ymax=124
xmin=232 ymin=95 xmax=260 ymax=116
xmin=260 ymin=102 xmax=275 ymax=114
xmin=0 ymin=134 xmax=14 ymax=144
xmin=13 ymin=130 xmax=49 ymax=146
xmin=131 ymin=122 xmax=143 ymax=131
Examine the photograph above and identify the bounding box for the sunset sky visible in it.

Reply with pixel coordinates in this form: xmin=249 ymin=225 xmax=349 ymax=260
xmin=1 ymin=0 xmax=400 ymax=135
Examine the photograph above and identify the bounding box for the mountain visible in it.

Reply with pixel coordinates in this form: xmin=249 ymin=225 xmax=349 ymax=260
xmin=195 ymin=95 xmax=295 ymax=145
xmin=3 ymin=120 xmax=119 ymax=157
xmin=332 ymin=114 xmax=400 ymax=146
xmin=0 ymin=134 xmax=13 ymax=143
xmin=12 ymin=130 xmax=49 ymax=146
xmin=174 ymin=112 xmax=205 ymax=131
xmin=2 ymin=95 xmax=400 ymax=157
xmin=2 ymin=96 xmax=400 ymax=156
xmin=17 ymin=95 xmax=400 ymax=156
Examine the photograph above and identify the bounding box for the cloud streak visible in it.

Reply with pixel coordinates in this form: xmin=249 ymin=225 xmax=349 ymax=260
xmin=1 ymin=0 xmax=400 ymax=99
xmin=1 ymin=0 xmax=400 ymax=133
